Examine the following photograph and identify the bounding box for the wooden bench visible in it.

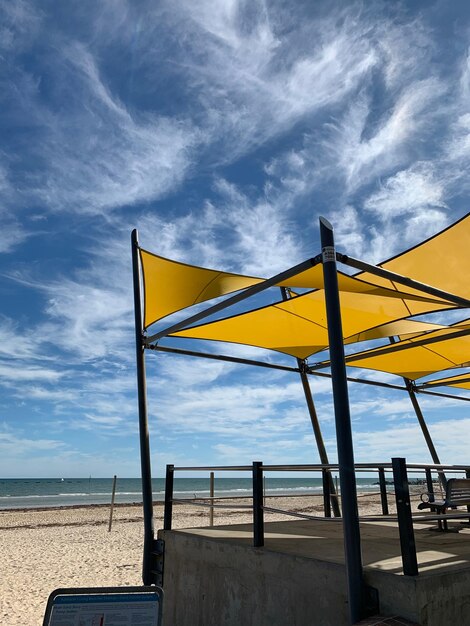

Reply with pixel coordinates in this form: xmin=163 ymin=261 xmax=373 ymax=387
xmin=417 ymin=478 xmax=470 ymax=531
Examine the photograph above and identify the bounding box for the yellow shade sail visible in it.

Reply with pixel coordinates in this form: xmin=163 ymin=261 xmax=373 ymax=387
xmin=171 ymin=289 xmax=452 ymax=360
xmin=344 ymin=320 xmax=446 ymax=345
xmin=340 ymin=325 xmax=470 ymax=380
xmin=288 ymin=266 xmax=450 ymax=308
xmin=419 ymin=372 xmax=470 ymax=390
xmin=140 ymin=249 xmax=264 ymax=329
xmin=357 ymin=213 xmax=470 ymax=298
xmin=141 ymin=249 xmax=452 ymax=330
xmin=174 ymin=299 xmax=328 ymax=360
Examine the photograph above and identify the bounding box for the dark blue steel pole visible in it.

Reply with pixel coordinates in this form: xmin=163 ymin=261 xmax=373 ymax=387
xmin=252 ymin=461 xmax=265 ymax=547
xmin=320 ymin=217 xmax=364 ymax=624
xmin=132 ymin=229 xmax=156 ymax=585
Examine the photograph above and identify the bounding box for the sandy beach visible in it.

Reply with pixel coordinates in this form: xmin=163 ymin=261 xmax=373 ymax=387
xmin=0 ymin=490 xmax=425 ymax=625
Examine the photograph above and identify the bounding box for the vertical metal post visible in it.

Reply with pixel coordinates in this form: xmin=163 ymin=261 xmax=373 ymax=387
xmin=252 ymin=461 xmax=264 ymax=547
xmin=320 ymin=217 xmax=364 ymax=624
xmin=280 ymin=288 xmax=341 ymax=518
xmin=209 ymin=471 xmax=215 ymax=527
xmin=425 ymin=468 xmax=435 ymax=503
xmin=322 ymin=469 xmax=332 ymax=518
xmin=466 ymin=470 xmax=470 ymax=523
xmin=378 ymin=468 xmax=389 ymax=516
xmin=392 ymin=458 xmax=418 ymax=576
xmin=164 ymin=464 xmax=174 ymax=531
xmin=132 ymin=229 xmax=155 ymax=585
xmin=108 ymin=475 xmax=117 ymax=532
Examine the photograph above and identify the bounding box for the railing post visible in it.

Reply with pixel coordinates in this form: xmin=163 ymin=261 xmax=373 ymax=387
xmin=392 ymin=458 xmax=418 ymax=576
xmin=108 ymin=474 xmax=117 ymax=532
xmin=322 ymin=468 xmax=332 ymax=518
xmin=378 ymin=468 xmax=389 ymax=516
xmin=164 ymin=464 xmax=174 ymax=531
xmin=466 ymin=470 xmax=470 ymax=523
xmin=252 ymin=461 xmax=264 ymax=547
xmin=209 ymin=471 xmax=215 ymax=527
xmin=425 ymin=468 xmax=435 ymax=503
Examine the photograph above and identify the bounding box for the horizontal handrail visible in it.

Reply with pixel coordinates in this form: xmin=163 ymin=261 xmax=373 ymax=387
xmin=172 ymin=465 xmax=252 ymax=472
xmin=171 ymin=462 xmax=470 ymax=473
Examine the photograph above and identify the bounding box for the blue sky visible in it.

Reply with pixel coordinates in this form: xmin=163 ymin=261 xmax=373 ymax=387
xmin=1 ymin=0 xmax=470 ymax=478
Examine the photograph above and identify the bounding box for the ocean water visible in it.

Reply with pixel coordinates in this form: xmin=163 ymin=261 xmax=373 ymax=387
xmin=0 ymin=477 xmax=382 ymax=510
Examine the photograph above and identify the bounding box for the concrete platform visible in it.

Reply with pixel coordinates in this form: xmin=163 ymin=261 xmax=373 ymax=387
xmin=158 ymin=519 xmax=470 ymax=625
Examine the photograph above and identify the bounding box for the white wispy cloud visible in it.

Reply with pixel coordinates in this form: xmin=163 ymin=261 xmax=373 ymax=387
xmin=364 ymin=163 xmax=447 ymax=218
xmin=35 ymin=43 xmax=199 ymax=215
xmin=0 ymin=0 xmax=43 ymax=53
xmin=353 ymin=417 xmax=470 ymax=465
xmin=137 ymin=179 xmax=304 ymax=276
xmin=0 ymin=424 xmax=141 ymax=476
xmin=7 ymin=231 xmax=135 ymax=361
xmin=323 ymin=78 xmax=446 ymax=194
xmin=150 ymin=377 xmax=309 ymax=437
xmin=0 ymin=361 xmax=64 ymax=384
xmin=1 ymin=36 xmax=199 ymax=220
xmin=162 ymin=0 xmax=380 ymax=159
xmin=0 ymin=430 xmax=64 ymax=454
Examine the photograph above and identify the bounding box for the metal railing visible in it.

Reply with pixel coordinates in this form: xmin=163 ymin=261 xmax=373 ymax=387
xmin=162 ymin=459 xmax=470 ymax=576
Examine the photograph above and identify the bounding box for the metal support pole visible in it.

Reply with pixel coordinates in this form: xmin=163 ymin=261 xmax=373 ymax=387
xmin=108 ymin=475 xmax=117 ymax=532
xmin=466 ymin=470 xmax=470 ymax=524
xmin=164 ymin=464 xmax=174 ymax=531
xmin=132 ymin=229 xmax=156 ymax=585
xmin=405 ymin=380 xmax=447 ymax=490
xmin=252 ymin=461 xmax=264 ymax=548
xmin=425 ymin=468 xmax=435 ymax=503
xmin=322 ymin=469 xmax=332 ymax=518
xmin=378 ymin=468 xmax=389 ymax=516
xmin=280 ymin=287 xmax=341 ymax=518
xmin=320 ymin=217 xmax=365 ymax=624
xmin=392 ymin=458 xmax=418 ymax=576
xmin=209 ymin=471 xmax=215 ymax=527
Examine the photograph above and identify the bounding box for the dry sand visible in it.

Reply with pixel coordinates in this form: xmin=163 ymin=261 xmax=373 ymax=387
xmin=0 ymin=490 xmax=427 ymax=625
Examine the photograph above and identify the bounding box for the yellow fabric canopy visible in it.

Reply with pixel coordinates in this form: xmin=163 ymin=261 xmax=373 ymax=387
xmin=358 ymin=213 xmax=470 ymax=298
xmin=171 ymin=290 xmax=453 ymax=360
xmin=339 ymin=325 xmax=470 ymax=380
xmin=140 ymin=250 xmax=451 ymax=329
xmin=419 ymin=372 xmax=470 ymax=390
xmin=140 ymin=214 xmax=469 ymax=384
xmin=345 ymin=320 xmax=446 ymax=345
xmin=140 ymin=249 xmax=264 ymax=329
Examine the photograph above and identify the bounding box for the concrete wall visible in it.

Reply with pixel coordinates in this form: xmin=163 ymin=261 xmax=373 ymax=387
xmin=159 ymin=530 xmax=350 ymax=626
xmin=159 ymin=529 xmax=470 ymax=626
xmin=366 ymin=564 xmax=470 ymax=625
xmin=417 ymin=568 xmax=470 ymax=625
